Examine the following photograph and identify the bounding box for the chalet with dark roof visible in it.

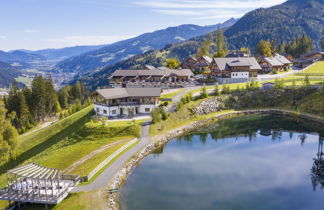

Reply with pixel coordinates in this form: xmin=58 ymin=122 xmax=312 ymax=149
xmin=94 ymin=87 xmax=161 ymax=118
xmin=259 ymin=54 xmax=292 ymax=73
xmin=193 ymin=56 xmax=213 ymax=70
xmin=109 ymin=66 xmax=195 ymax=89
xmin=210 ymin=57 xmax=261 ymax=80
xmin=180 ymin=56 xmax=197 ymax=69
xmin=301 ymin=51 xmax=324 ymax=60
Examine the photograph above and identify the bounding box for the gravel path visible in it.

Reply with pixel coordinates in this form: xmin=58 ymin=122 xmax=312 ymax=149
xmin=73 ymin=121 xmax=151 ymax=192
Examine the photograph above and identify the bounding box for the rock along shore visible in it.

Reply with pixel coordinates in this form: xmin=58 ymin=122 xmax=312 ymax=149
xmin=107 ymin=109 xmax=324 ymax=209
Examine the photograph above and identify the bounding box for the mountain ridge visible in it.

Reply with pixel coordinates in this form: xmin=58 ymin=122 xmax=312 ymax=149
xmin=75 ymin=0 xmax=324 ymax=90
xmin=54 ymin=18 xmax=237 ymax=75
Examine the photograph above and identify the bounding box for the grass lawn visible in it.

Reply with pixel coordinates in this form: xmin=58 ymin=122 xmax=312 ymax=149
xmin=0 ymin=105 xmax=143 ymax=189
xmin=160 ymin=89 xmax=186 ymax=99
xmin=69 ymin=137 xmax=134 ymax=177
xmin=302 ymin=61 xmax=324 ymax=74
xmin=189 ymin=82 xmax=254 ymax=96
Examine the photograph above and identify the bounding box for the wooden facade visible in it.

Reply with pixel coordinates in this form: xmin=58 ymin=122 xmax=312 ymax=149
xmin=180 ymin=56 xmax=197 ymax=69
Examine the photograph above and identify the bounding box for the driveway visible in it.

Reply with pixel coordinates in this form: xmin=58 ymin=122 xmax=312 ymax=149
xmin=73 ymin=120 xmax=151 ymax=192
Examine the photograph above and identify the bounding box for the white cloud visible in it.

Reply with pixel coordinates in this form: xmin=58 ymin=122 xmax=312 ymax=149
xmin=136 ymin=0 xmax=286 ymax=20
xmin=45 ymin=35 xmax=136 ymax=46
xmin=0 ymin=35 xmax=6 ymax=39
xmin=136 ymin=0 xmax=286 ymax=9
xmin=24 ymin=29 xmax=40 ymax=33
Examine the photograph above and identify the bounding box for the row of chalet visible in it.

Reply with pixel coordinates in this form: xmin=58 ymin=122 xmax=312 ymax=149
xmin=181 ymin=51 xmax=250 ymax=71
xmin=109 ymin=66 xmax=195 ymax=88
xmin=181 ymin=53 xmax=292 ymax=75
xmin=295 ymin=51 xmax=324 ymax=68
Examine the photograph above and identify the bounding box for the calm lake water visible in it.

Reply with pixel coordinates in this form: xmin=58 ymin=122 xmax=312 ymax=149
xmin=120 ymin=115 xmax=324 ymax=210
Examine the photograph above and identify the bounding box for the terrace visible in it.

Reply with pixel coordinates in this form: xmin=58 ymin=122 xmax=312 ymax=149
xmin=0 ymin=163 xmax=79 ymax=206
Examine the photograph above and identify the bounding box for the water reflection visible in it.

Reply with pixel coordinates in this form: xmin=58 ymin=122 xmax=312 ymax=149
xmin=311 ymin=137 xmax=324 ymax=191
xmin=120 ymin=115 xmax=324 ymax=210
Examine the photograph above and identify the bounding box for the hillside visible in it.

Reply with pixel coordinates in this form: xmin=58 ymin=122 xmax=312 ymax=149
xmin=0 ymin=50 xmax=45 ymax=64
xmin=24 ymin=45 xmax=107 ymax=61
xmin=76 ymin=0 xmax=324 ymax=90
xmin=54 ymin=19 xmax=237 ymax=75
xmin=225 ymin=0 xmax=324 ymax=49
xmin=0 ymin=61 xmax=21 ymax=88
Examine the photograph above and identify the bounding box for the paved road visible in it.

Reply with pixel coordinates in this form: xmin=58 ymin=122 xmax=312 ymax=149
xmin=73 ymin=121 xmax=151 ymax=192
xmin=257 ymin=67 xmax=305 ymax=81
xmin=169 ymin=86 xmax=202 ymax=112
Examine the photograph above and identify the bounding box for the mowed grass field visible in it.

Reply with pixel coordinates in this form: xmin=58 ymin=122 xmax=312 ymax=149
xmin=0 ymin=105 xmax=143 ymax=189
xmin=302 ymin=61 xmax=324 ymax=74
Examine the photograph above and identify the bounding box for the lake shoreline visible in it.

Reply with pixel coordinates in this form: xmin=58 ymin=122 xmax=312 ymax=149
xmin=107 ymin=109 xmax=324 ymax=209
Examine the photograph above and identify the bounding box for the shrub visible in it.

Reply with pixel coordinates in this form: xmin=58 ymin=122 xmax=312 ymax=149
xmin=200 ymin=86 xmax=208 ymax=99
xmin=151 ymin=108 xmax=162 ymax=124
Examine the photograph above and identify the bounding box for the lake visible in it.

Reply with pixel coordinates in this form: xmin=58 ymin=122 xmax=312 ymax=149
xmin=120 ymin=115 xmax=324 ymax=210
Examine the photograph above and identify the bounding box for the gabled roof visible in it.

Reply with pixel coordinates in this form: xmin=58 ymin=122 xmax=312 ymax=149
xmin=182 ymin=56 xmax=197 ymax=63
xmin=274 ymin=54 xmax=292 ymax=65
xmin=264 ymin=57 xmax=283 ymax=67
xmin=213 ymin=57 xmax=261 ymax=71
xmin=263 ymin=54 xmax=292 ymax=66
xmin=144 ymin=65 xmax=156 ymax=70
xmin=96 ymin=88 xmax=162 ymax=100
xmin=202 ymin=56 xmax=213 ymax=64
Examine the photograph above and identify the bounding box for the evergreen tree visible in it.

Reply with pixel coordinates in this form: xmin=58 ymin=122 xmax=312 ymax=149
xmin=45 ymin=76 xmax=59 ymax=114
xmin=31 ymin=75 xmax=47 ymax=120
xmin=71 ymin=82 xmax=84 ymax=103
xmin=200 ymin=86 xmax=208 ymax=99
xmin=285 ymin=35 xmax=313 ymax=57
xmin=214 ymin=29 xmax=228 ymax=58
xmin=16 ymin=92 xmax=30 ymax=130
xmin=213 ymin=85 xmax=220 ymax=96
xmin=58 ymin=86 xmax=70 ymax=109
xmin=279 ymin=42 xmax=286 ymax=54
xmin=196 ymin=37 xmax=212 ymax=59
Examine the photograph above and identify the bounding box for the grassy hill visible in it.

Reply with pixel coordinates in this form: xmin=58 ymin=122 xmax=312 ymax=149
xmin=0 ymin=105 xmax=142 ymax=190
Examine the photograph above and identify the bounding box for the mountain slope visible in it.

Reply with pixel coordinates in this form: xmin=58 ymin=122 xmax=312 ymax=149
xmin=0 ymin=61 xmax=21 ymax=88
xmin=24 ymin=45 xmax=107 ymax=61
xmin=76 ymin=0 xmax=324 ymax=90
xmin=225 ymin=0 xmax=324 ymax=49
xmin=0 ymin=50 xmax=45 ymax=64
xmin=55 ymin=19 xmax=237 ymax=75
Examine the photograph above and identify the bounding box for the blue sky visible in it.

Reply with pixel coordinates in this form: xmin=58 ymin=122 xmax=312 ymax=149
xmin=0 ymin=0 xmax=286 ymax=51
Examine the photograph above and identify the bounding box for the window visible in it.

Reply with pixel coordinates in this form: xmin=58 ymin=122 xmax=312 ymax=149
xmin=103 ymin=110 xmax=107 ymax=114
xmin=145 ymin=108 xmax=151 ymax=113
xmin=112 ymin=110 xmax=117 ymax=115
xmin=96 ymin=108 xmax=100 ymax=113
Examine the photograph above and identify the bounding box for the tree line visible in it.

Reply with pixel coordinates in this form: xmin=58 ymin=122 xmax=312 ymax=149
xmin=3 ymin=76 xmax=90 ymax=134
xmin=0 ymin=76 xmax=91 ymax=164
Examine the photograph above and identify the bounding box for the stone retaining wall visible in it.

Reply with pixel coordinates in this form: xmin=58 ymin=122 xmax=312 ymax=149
xmin=107 ymin=109 xmax=324 ymax=209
